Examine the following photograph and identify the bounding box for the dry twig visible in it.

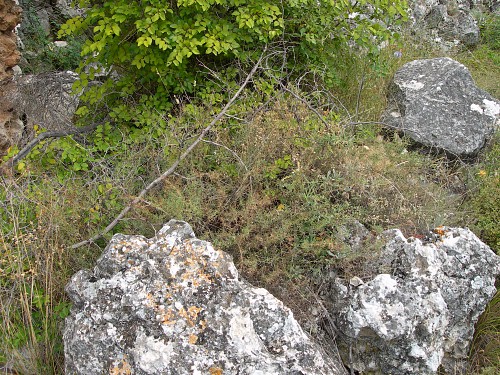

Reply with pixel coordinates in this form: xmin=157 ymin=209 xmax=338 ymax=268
xmin=71 ymin=47 xmax=267 ymax=249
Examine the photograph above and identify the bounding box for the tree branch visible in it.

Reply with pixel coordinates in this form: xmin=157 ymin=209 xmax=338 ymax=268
xmin=0 ymin=123 xmax=99 ymax=173
xmin=280 ymin=85 xmax=331 ymax=130
xmin=71 ymin=47 xmax=267 ymax=249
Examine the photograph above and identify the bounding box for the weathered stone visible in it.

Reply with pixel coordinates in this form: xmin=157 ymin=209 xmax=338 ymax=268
xmin=0 ymin=0 xmax=21 ymax=31
xmin=328 ymin=227 xmax=500 ymax=375
xmin=64 ymin=220 xmax=346 ymax=375
xmin=0 ymin=0 xmax=21 ymax=80
xmin=53 ymin=40 xmax=68 ymax=48
xmin=35 ymin=8 xmax=50 ymax=36
xmin=55 ymin=0 xmax=85 ymax=18
xmin=408 ymin=0 xmax=480 ymax=48
xmin=14 ymin=71 xmax=79 ymax=139
xmin=382 ymin=57 xmax=499 ymax=158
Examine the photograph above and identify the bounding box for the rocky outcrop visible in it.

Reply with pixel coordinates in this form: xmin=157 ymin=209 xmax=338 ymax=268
xmin=64 ymin=220 xmax=347 ymax=375
xmin=0 ymin=0 xmax=23 ymax=157
xmin=408 ymin=0 xmax=481 ymax=48
xmin=328 ymin=227 xmax=500 ymax=375
xmin=382 ymin=57 xmax=499 ymax=158
xmin=0 ymin=0 xmax=21 ymax=80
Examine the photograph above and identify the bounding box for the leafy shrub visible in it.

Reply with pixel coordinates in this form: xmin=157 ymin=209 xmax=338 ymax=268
xmin=59 ymin=0 xmax=407 ymax=131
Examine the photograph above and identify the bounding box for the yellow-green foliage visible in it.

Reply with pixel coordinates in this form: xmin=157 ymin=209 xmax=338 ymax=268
xmin=58 ymin=0 xmax=407 ymax=133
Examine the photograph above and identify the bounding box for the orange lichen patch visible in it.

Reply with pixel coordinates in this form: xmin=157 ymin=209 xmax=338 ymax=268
xmin=180 ymin=268 xmax=213 ymax=287
xmin=161 ymin=309 xmax=177 ymax=325
xmin=109 ymin=358 xmax=132 ymax=375
xmin=188 ymin=334 xmax=198 ymax=344
xmin=164 ymin=291 xmax=173 ymax=300
xmin=178 ymin=305 xmax=203 ymax=326
xmin=144 ymin=293 xmax=156 ymax=307
xmin=434 ymin=226 xmax=447 ymax=236
xmin=199 ymin=319 xmax=207 ymax=331
xmin=209 ymin=367 xmax=223 ymax=375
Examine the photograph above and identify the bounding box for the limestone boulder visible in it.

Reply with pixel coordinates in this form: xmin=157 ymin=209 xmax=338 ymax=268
xmin=64 ymin=220 xmax=346 ymax=375
xmin=328 ymin=227 xmax=500 ymax=374
xmin=382 ymin=57 xmax=499 ymax=158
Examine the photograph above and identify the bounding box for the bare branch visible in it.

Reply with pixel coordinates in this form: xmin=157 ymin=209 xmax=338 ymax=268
xmin=202 ymin=139 xmax=248 ymax=172
xmin=71 ymin=47 xmax=267 ymax=249
xmin=280 ymin=85 xmax=331 ymax=130
xmin=0 ymin=123 xmax=99 ymax=174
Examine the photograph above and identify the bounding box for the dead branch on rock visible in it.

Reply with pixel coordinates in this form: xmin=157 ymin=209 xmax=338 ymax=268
xmin=71 ymin=47 xmax=267 ymax=249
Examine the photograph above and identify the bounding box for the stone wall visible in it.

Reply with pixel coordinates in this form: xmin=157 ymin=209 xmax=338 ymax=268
xmin=0 ymin=0 xmax=23 ymax=157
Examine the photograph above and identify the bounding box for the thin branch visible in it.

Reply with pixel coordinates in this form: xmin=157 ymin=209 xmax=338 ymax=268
xmin=0 ymin=123 xmax=99 ymax=173
xmin=71 ymin=47 xmax=267 ymax=249
xmin=202 ymin=139 xmax=248 ymax=172
xmin=354 ymin=65 xmax=367 ymax=122
xmin=281 ymin=85 xmax=331 ymax=130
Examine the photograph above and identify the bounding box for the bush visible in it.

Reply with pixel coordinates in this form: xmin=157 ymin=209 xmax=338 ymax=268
xmin=59 ymin=0 xmax=407 ymax=130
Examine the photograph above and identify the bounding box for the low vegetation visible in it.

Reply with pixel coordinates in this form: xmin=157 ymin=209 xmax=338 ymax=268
xmin=1 ymin=1 xmax=498 ymax=374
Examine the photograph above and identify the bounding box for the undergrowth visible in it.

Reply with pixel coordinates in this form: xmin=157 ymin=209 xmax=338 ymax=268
xmin=1 ymin=26 xmax=499 ymax=375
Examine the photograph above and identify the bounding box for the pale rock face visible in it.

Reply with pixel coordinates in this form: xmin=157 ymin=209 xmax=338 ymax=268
xmin=64 ymin=220 xmax=346 ymax=375
xmin=382 ymin=57 xmax=499 ymax=158
xmin=328 ymin=227 xmax=500 ymax=375
xmin=407 ymin=0 xmax=480 ymax=48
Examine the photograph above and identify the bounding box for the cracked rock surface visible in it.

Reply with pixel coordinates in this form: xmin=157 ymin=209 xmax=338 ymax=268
xmin=64 ymin=220 xmax=346 ymax=375
xmin=328 ymin=227 xmax=500 ymax=375
xmin=382 ymin=57 xmax=499 ymax=158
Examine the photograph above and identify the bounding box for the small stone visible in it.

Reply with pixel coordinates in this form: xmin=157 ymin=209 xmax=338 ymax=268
xmin=349 ymin=276 xmax=364 ymax=287
xmin=53 ymin=41 xmax=68 ymax=48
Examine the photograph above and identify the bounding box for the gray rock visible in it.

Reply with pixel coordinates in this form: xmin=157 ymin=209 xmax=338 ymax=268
xmin=408 ymin=1 xmax=480 ymax=48
xmin=64 ymin=220 xmax=346 ymax=375
xmin=52 ymin=40 xmax=68 ymax=48
xmin=14 ymin=71 xmax=80 ymax=142
xmin=382 ymin=57 xmax=499 ymax=158
xmin=328 ymin=227 xmax=500 ymax=375
xmin=35 ymin=8 xmax=51 ymax=36
xmin=55 ymin=0 xmax=86 ymax=18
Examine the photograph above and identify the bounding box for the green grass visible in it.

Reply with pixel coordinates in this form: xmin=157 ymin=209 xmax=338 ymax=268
xmin=1 ymin=24 xmax=499 ymax=375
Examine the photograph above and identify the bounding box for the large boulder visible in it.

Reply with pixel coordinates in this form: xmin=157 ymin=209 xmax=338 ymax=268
xmin=327 ymin=227 xmax=500 ymax=374
xmin=64 ymin=220 xmax=346 ymax=375
xmin=382 ymin=57 xmax=499 ymax=158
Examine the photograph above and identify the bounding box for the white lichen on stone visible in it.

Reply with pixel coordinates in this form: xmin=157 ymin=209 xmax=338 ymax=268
xmin=64 ymin=220 xmax=346 ymax=375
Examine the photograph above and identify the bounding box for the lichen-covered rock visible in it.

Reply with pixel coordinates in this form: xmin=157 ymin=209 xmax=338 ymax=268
xmin=64 ymin=220 xmax=346 ymax=375
xmin=328 ymin=227 xmax=500 ymax=375
xmin=408 ymin=0 xmax=480 ymax=48
xmin=382 ymin=57 xmax=499 ymax=158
